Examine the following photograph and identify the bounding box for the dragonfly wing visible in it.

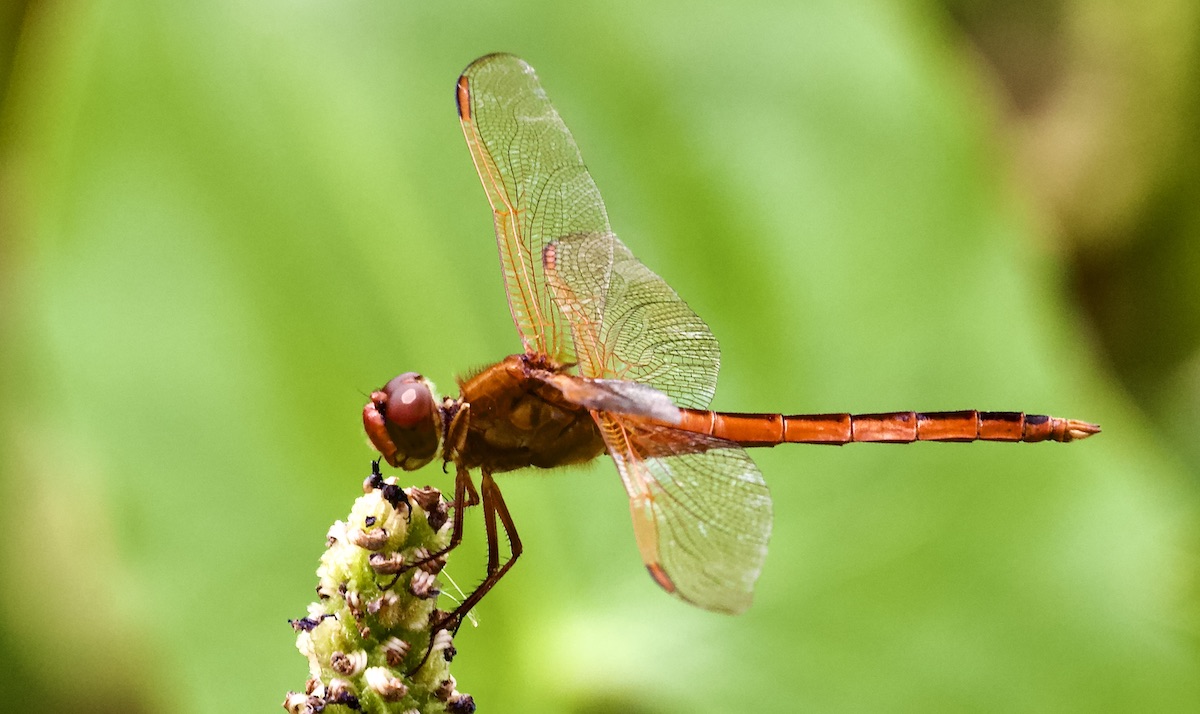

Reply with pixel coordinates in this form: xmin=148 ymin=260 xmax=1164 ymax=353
xmin=534 ymin=372 xmax=682 ymax=424
xmin=457 ymin=54 xmax=611 ymax=363
xmin=597 ymin=413 xmax=773 ymax=614
xmin=544 ymin=231 xmax=720 ymax=408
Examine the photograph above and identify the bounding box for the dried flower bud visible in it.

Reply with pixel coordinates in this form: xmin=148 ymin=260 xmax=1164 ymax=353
xmin=431 ymin=628 xmax=454 ymax=655
xmin=281 ymin=692 xmax=320 ymax=714
xmin=425 ymin=501 xmax=449 ymax=531
xmin=409 ymin=569 xmax=440 ymax=599
xmin=364 ymin=666 xmax=409 ymax=702
xmin=407 ymin=486 xmax=441 ymax=510
xmin=447 ymin=693 xmax=477 ymax=714
xmin=435 ymin=675 xmax=457 ymax=702
xmin=330 ymin=650 xmax=367 ymax=677
xmin=326 ymin=678 xmax=359 ymax=709
xmin=347 ymin=526 xmax=389 ymax=551
xmin=381 ymin=636 xmax=411 ymax=667
xmin=368 ymin=551 xmax=405 ymax=575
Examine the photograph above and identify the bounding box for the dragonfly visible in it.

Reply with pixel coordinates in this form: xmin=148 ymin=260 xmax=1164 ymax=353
xmin=363 ymin=53 xmax=1099 ymax=630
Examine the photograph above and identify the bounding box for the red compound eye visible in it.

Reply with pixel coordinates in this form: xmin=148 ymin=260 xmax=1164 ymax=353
xmin=383 ymin=372 xmax=434 ymax=427
xmin=363 ymin=372 xmax=441 ymax=471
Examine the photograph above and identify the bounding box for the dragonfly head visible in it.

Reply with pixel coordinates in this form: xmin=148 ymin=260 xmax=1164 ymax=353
xmin=363 ymin=372 xmax=442 ymax=470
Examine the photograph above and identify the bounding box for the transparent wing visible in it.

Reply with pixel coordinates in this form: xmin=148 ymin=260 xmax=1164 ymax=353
xmin=545 ymin=232 xmax=721 ymax=409
xmin=457 ymin=53 xmax=611 ymax=363
xmin=596 ymin=413 xmax=773 ymax=614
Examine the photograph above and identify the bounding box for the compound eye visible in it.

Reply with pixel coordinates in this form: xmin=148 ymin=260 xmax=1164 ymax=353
xmin=382 ymin=372 xmax=434 ymax=427
xmin=363 ymin=372 xmax=441 ymax=471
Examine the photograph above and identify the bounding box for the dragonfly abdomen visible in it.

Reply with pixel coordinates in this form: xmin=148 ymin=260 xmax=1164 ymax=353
xmin=678 ymin=409 xmax=1100 ymax=446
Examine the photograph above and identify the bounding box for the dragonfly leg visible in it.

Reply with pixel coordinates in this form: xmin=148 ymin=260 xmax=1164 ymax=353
xmin=381 ymin=464 xmax=473 ymax=591
xmin=408 ymin=471 xmax=522 ymax=676
xmin=461 ymin=471 xmax=481 ymax=508
xmin=439 ymin=470 xmax=523 ymax=635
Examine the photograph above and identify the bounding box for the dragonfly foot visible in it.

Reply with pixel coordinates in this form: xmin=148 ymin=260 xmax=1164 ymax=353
xmin=404 ymin=612 xmax=459 ymax=676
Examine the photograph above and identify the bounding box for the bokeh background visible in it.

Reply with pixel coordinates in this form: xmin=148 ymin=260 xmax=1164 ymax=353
xmin=1 ymin=1 xmax=1197 ymax=712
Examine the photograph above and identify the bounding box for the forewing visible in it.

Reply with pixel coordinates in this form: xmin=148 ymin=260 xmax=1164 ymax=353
xmin=596 ymin=413 xmax=773 ymax=614
xmin=545 ymin=232 xmax=721 ymax=409
xmin=457 ymin=54 xmax=611 ymax=362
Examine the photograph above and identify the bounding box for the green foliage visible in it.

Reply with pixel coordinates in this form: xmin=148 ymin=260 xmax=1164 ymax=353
xmin=0 ymin=1 xmax=1195 ymax=713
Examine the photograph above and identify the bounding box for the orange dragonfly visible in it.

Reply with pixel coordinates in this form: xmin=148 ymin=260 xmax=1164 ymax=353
xmin=363 ymin=53 xmax=1099 ymax=630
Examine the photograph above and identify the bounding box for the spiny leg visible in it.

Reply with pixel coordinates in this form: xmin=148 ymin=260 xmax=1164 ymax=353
xmin=483 ymin=475 xmax=502 ymax=575
xmin=408 ymin=471 xmax=523 ymax=675
xmin=441 ymin=470 xmax=523 ymax=635
xmin=461 ymin=469 xmax=481 ymax=507
xmin=399 ymin=465 xmax=479 ymax=676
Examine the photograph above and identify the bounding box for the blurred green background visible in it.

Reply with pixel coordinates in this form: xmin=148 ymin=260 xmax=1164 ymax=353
xmin=1 ymin=1 xmax=1197 ymax=712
